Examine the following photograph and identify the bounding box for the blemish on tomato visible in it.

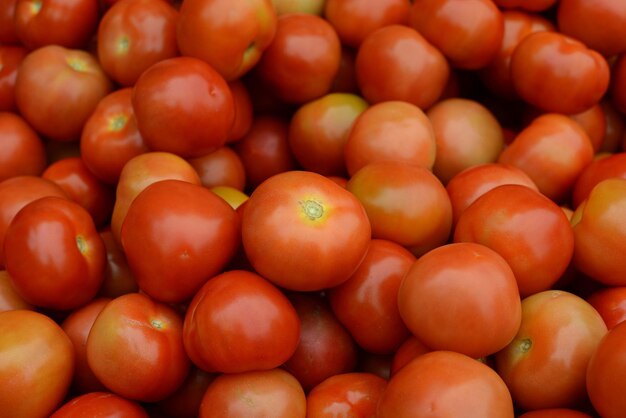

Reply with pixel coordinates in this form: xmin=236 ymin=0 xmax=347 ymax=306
xmin=518 ymin=338 xmax=532 ymax=353
xmin=151 ymin=319 xmax=163 ymax=329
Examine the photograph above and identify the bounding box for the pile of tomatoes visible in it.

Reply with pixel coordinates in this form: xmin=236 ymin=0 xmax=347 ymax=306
xmin=2 ymin=0 xmax=626 ymax=417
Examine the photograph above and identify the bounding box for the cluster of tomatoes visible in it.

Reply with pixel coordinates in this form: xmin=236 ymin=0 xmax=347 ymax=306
xmin=2 ymin=0 xmax=626 ymax=417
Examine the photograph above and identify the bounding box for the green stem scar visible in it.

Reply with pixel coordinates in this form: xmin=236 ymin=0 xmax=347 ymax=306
xmin=300 ymin=200 xmax=324 ymax=220
xmin=76 ymin=235 xmax=87 ymax=254
xmin=151 ymin=319 xmax=163 ymax=329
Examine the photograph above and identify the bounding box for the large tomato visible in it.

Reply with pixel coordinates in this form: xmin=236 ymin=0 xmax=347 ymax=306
xmin=587 ymin=286 xmax=626 ymax=330
xmin=50 ymin=392 xmax=148 ymax=418
xmin=0 ymin=111 xmax=46 ymax=181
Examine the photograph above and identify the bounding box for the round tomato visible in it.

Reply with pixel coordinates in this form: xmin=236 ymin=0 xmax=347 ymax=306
xmin=587 ymin=286 xmax=626 ymax=330
xmin=187 ymin=146 xmax=246 ymax=191
xmin=0 ymin=270 xmax=33 ymax=312
xmin=50 ymin=392 xmax=148 ymax=418
xmin=0 ymin=45 xmax=28 ymax=112
xmin=0 ymin=111 xmax=46 ymax=181
xmin=97 ymin=228 xmax=138 ymax=298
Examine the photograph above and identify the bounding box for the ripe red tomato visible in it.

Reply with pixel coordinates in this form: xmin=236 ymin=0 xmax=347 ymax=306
xmin=0 ymin=310 xmax=74 ymax=418
xmin=50 ymin=392 xmax=148 ymax=418
xmin=183 ymin=270 xmax=300 ymax=373
xmin=98 ymin=228 xmax=138 ymax=298
xmin=571 ymin=152 xmax=626 ymax=209
xmin=4 ymin=196 xmax=106 ymax=311
xmin=121 ymin=179 xmax=240 ymax=303
xmin=0 ymin=45 xmax=28 ymax=112
xmin=188 ymin=146 xmax=246 ymax=191
xmin=0 ymin=270 xmax=33 ymax=312
xmin=517 ymin=409 xmax=593 ymax=418
xmin=242 ymin=170 xmax=371 ymax=291
xmin=377 ymin=350 xmax=515 ymax=417
xmin=587 ymin=286 xmax=626 ymax=330
xmin=87 ymin=292 xmax=190 ymax=402
xmin=390 ymin=335 xmax=431 ymax=376
xmin=0 ymin=111 xmax=46 ymax=181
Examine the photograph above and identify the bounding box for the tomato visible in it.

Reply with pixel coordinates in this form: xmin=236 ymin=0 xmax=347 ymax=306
xmin=14 ymin=45 xmax=113 ymax=142
xmin=498 ymin=113 xmax=595 ymax=203
xmin=517 ymin=409 xmax=593 ymax=418
xmin=377 ymin=350 xmax=515 ymax=418
xmin=97 ymin=0 xmax=179 ymax=86
xmin=61 ymin=298 xmax=110 ymax=394
xmin=323 ymin=0 xmax=410 ymax=47
xmin=187 ymin=146 xmax=246 ymax=191
xmin=409 ymin=0 xmax=504 ymax=70
xmin=0 ymin=310 xmax=74 ymax=418
xmin=182 ymin=270 xmax=300 ymax=373
xmin=398 ymin=242 xmax=521 ymax=358
xmin=427 ymin=98 xmax=505 ymax=184
xmin=272 ymin=0 xmax=324 ymax=15
xmin=154 ymin=367 xmax=216 ymax=418
xmin=571 ymin=178 xmax=626 ymax=286
xmin=121 ymin=179 xmax=240 ymax=303
xmin=253 ymin=13 xmax=341 ymax=104
xmin=283 ymin=292 xmax=358 ymax=392
xmin=0 ymin=45 xmax=28 ymax=112
xmin=0 ymin=111 xmax=46 ymax=181
xmin=355 ymin=24 xmax=449 ymax=109
xmin=98 ymin=228 xmax=138 ymax=298
xmin=330 ymin=46 xmax=359 ymax=94
xmin=493 ymin=0 xmax=556 ymax=12
xmin=569 ymin=104 xmax=606 ymax=153
xmin=177 ymin=0 xmax=276 ymax=81
xmin=343 ymin=100 xmax=437 ymax=177
xmin=329 ymin=239 xmax=414 ymax=355
xmin=50 ymin=392 xmax=148 ymax=418
xmin=132 ymin=56 xmax=235 ymax=158
xmin=586 ymin=320 xmax=626 ymax=418
xmin=0 ymin=0 xmax=18 ymax=44
xmin=199 ymin=368 xmax=306 ymax=418
xmin=306 ymin=372 xmax=387 ymax=417
xmin=571 ymin=152 xmax=626 ymax=209
xmin=510 ymin=31 xmax=610 ymax=115
xmin=5 ymin=196 xmax=105 ymax=311
xmin=587 ymin=286 xmax=626 ymax=330
xmin=612 ymin=53 xmax=626 ymax=115
xmin=87 ymin=292 xmax=190 ymax=402
xmin=210 ymin=186 xmax=249 ymax=210
xmin=0 ymin=270 xmax=33 ymax=312
xmin=600 ymin=99 xmax=626 ymax=153
xmin=390 ymin=336 xmax=431 ymax=376
xmin=454 ymin=184 xmax=574 ymax=297
xmin=495 ymin=290 xmax=607 ymax=410
xmin=226 ymin=79 xmax=254 ymax=142
xmin=13 ymin=0 xmax=99 ymax=49
xmin=288 ymin=92 xmax=368 ymax=176
xmin=346 ymin=161 xmax=452 ymax=257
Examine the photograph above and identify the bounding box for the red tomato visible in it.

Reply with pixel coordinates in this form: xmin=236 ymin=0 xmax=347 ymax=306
xmin=306 ymin=372 xmax=387 ymax=417
xmin=398 ymin=242 xmax=522 ymax=358
xmin=346 ymin=161 xmax=452 ymax=257
xmin=390 ymin=335 xmax=431 ymax=376
xmin=377 ymin=350 xmax=515 ymax=418
xmin=329 ymin=239 xmax=414 ymax=355
xmin=121 ymin=179 xmax=240 ymax=303
xmin=355 ymin=24 xmax=449 ymax=109
xmin=98 ymin=228 xmax=138 ymax=298
xmin=330 ymin=46 xmax=359 ymax=94
xmin=518 ymin=409 xmax=593 ymax=418
xmin=97 ymin=0 xmax=179 ymax=86
xmin=0 ymin=0 xmax=18 ymax=44
xmin=510 ymin=31 xmax=610 ymax=115
xmin=0 ymin=45 xmax=28 ymax=112
xmin=343 ymin=100 xmax=437 ymax=176
xmin=182 ymin=270 xmax=300 ymax=373
xmin=14 ymin=45 xmax=113 ymax=142
xmin=188 ymin=146 xmax=246 ymax=191
xmin=323 ymin=0 xmax=410 ymax=47
xmin=154 ymin=367 xmax=216 ymax=418
xmin=132 ymin=56 xmax=235 ymax=158
xmin=4 ymin=196 xmax=105 ymax=311
xmin=493 ymin=0 xmax=556 ymax=11
xmin=495 ymin=290 xmax=608 ymax=410
xmin=586 ymin=320 xmax=626 ymax=418
xmin=242 ymin=171 xmax=371 ymax=291
xmin=13 ymin=0 xmax=99 ymax=49
xmin=600 ymin=99 xmax=626 ymax=153
xmin=283 ymin=293 xmax=358 ymax=392
xmin=226 ymin=79 xmax=254 ymax=142
xmin=587 ymin=286 xmax=626 ymax=330
xmin=50 ymin=392 xmax=148 ymax=418
xmin=570 ymin=104 xmax=606 ymax=153
xmin=0 ymin=310 xmax=74 ymax=418
xmin=288 ymin=92 xmax=368 ymax=176
xmin=0 ymin=270 xmax=33 ymax=312
xmin=87 ymin=292 xmax=190 ymax=402
xmin=409 ymin=0 xmax=504 ymax=70
xmin=0 ymin=111 xmax=46 ymax=181
xmin=253 ymin=13 xmax=341 ymax=104
xmin=454 ymin=184 xmax=574 ymax=297
xmin=199 ymin=369 xmax=306 ymax=418
xmin=572 ymin=152 xmax=626 ymax=209
xmin=177 ymin=0 xmax=276 ymax=81
xmin=612 ymin=53 xmax=626 ymax=115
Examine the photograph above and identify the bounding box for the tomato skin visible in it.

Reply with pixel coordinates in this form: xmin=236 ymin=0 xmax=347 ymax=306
xmin=188 ymin=146 xmax=246 ymax=191
xmin=132 ymin=56 xmax=235 ymax=158
xmin=98 ymin=228 xmax=138 ymax=298
xmin=50 ymin=392 xmax=149 ymax=418
xmin=377 ymin=350 xmax=515 ymax=418
xmin=0 ymin=46 xmax=28 ymax=112
xmin=226 ymin=79 xmax=254 ymax=143
xmin=154 ymin=367 xmax=216 ymax=418
xmin=587 ymin=286 xmax=626 ymax=330
xmin=87 ymin=293 xmax=190 ymax=403
xmin=0 ymin=309 xmax=74 ymax=418
xmin=121 ymin=179 xmax=240 ymax=303
xmin=517 ymin=409 xmax=593 ymax=418
xmin=571 ymin=152 xmax=626 ymax=209
xmin=242 ymin=170 xmax=371 ymax=291
xmin=495 ymin=290 xmax=607 ymax=411
xmin=183 ymin=270 xmax=300 ymax=373
xmin=0 ymin=0 xmax=19 ymax=44
xmin=569 ymin=104 xmax=606 ymax=153
xmin=390 ymin=335 xmax=431 ymax=376
xmin=510 ymin=31 xmax=610 ymax=115
xmin=0 ymin=270 xmax=33 ymax=312
xmin=4 ymin=196 xmax=106 ymax=311
xmin=0 ymin=111 xmax=46 ymax=181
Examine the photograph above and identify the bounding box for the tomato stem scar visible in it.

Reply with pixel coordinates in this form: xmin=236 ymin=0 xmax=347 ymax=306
xmin=300 ymin=199 xmax=324 ymax=220
xmin=519 ymin=338 xmax=532 ymax=353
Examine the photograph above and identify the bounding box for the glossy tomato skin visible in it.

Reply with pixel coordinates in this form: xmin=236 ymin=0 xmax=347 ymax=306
xmin=355 ymin=24 xmax=449 ymax=109
xmin=495 ymin=290 xmax=608 ymax=411
xmin=87 ymin=293 xmax=190 ymax=403
xmin=0 ymin=270 xmax=33 ymax=312
xmin=199 ymin=368 xmax=306 ymax=418
xmin=329 ymin=239 xmax=414 ymax=355
xmin=4 ymin=196 xmax=106 ymax=311
xmin=50 ymin=392 xmax=148 ymax=418
xmin=0 ymin=310 xmax=74 ymax=418
xmin=132 ymin=56 xmax=235 ymax=158
xmin=0 ymin=45 xmax=28 ymax=112
xmin=183 ymin=270 xmax=300 ymax=373
xmin=587 ymin=286 xmax=626 ymax=330
xmin=188 ymin=146 xmax=246 ymax=190
xmin=377 ymin=350 xmax=515 ymax=418
xmin=121 ymin=179 xmax=240 ymax=303
xmin=14 ymin=45 xmax=113 ymax=142
xmin=0 ymin=111 xmax=46 ymax=181
xmin=390 ymin=335 xmax=431 ymax=376
xmin=510 ymin=31 xmax=610 ymax=115
xmin=571 ymin=152 xmax=626 ymax=209
xmin=98 ymin=228 xmax=138 ymax=298
xmin=243 ymin=170 xmax=371 ymax=291
xmin=97 ymin=0 xmax=179 ymax=86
